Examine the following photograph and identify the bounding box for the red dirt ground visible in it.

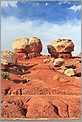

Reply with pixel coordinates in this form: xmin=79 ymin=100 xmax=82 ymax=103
xmin=1 ymin=55 xmax=81 ymax=120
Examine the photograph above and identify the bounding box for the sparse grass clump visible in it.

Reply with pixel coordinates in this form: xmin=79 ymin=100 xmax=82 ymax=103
xmin=1 ymin=72 xmax=9 ymax=80
xmin=56 ymin=76 xmax=61 ymax=81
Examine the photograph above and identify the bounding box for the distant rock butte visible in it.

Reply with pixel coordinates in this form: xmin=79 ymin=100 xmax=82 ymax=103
xmin=47 ymin=39 xmax=74 ymax=58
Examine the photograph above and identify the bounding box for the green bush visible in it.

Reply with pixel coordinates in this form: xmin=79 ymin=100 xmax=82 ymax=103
xmin=1 ymin=72 xmax=9 ymax=80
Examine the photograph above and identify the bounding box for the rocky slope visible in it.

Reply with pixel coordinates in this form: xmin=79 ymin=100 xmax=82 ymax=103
xmin=1 ymin=38 xmax=81 ymax=120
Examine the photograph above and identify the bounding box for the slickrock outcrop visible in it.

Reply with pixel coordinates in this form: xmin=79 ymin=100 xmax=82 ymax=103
xmin=12 ymin=37 xmax=42 ymax=58
xmin=47 ymin=39 xmax=74 ymax=58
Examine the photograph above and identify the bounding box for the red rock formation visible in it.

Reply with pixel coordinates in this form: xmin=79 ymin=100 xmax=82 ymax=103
xmin=1 ymin=38 xmax=81 ymax=120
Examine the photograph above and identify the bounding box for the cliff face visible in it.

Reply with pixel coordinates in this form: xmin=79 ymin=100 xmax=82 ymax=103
xmin=1 ymin=37 xmax=81 ymax=119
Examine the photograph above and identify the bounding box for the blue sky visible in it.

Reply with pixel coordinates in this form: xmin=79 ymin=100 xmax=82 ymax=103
xmin=1 ymin=1 xmax=81 ymax=55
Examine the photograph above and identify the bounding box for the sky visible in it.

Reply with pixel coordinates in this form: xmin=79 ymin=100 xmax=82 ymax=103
xmin=1 ymin=1 xmax=81 ymax=55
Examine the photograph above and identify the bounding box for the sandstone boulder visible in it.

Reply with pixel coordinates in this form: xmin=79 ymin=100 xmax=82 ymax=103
xmin=47 ymin=39 xmax=74 ymax=58
xmin=29 ymin=37 xmax=42 ymax=53
xmin=1 ymin=51 xmax=18 ymax=65
xmin=64 ymin=68 xmax=76 ymax=77
xmin=12 ymin=37 xmax=42 ymax=55
xmin=53 ymin=58 xmax=65 ymax=67
xmin=12 ymin=38 xmax=29 ymax=53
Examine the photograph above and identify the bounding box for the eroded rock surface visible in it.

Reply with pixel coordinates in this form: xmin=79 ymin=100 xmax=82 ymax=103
xmin=12 ymin=37 xmax=42 ymax=58
xmin=47 ymin=39 xmax=74 ymax=58
xmin=1 ymin=54 xmax=81 ymax=119
xmin=1 ymin=38 xmax=81 ymax=120
xmin=53 ymin=58 xmax=65 ymax=67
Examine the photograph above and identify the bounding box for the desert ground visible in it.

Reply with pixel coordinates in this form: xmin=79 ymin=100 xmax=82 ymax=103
xmin=1 ymin=37 xmax=81 ymax=120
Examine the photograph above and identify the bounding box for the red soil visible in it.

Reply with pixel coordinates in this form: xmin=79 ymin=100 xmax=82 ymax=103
xmin=1 ymin=55 xmax=81 ymax=120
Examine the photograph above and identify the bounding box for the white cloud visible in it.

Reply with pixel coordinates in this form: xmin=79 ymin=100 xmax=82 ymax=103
xmin=68 ymin=5 xmax=81 ymax=12
xmin=58 ymin=1 xmax=71 ymax=5
xmin=1 ymin=1 xmax=18 ymax=7
xmin=36 ymin=3 xmax=39 ymax=5
xmin=45 ymin=3 xmax=48 ymax=6
xmin=63 ymin=1 xmax=71 ymax=4
xmin=1 ymin=17 xmax=81 ymax=55
xmin=58 ymin=2 xmax=62 ymax=5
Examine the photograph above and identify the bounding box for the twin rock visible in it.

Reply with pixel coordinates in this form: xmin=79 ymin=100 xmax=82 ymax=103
xmin=12 ymin=37 xmax=74 ymax=59
xmin=1 ymin=37 xmax=75 ymax=65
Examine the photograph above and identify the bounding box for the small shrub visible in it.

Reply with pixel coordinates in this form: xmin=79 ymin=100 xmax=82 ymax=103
xmin=56 ymin=76 xmax=61 ymax=81
xmin=1 ymin=72 xmax=9 ymax=80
